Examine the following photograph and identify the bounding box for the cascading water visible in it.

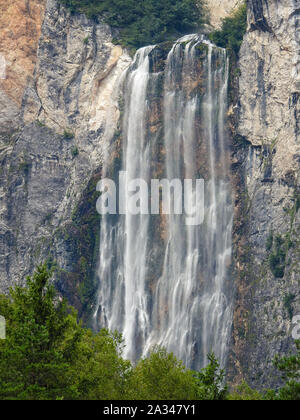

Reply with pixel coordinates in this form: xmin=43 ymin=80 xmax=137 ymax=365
xmin=94 ymin=35 xmax=233 ymax=370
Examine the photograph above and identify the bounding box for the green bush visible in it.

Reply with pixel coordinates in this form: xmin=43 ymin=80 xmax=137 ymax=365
xmin=273 ymin=341 xmax=300 ymax=400
xmin=71 ymin=147 xmax=79 ymax=158
xmin=58 ymin=0 xmax=205 ymax=50
xmin=126 ymin=347 xmax=198 ymax=400
xmin=209 ymin=2 xmax=247 ymax=56
xmin=228 ymin=381 xmax=265 ymax=400
xmin=0 ymin=265 xmax=228 ymax=400
xmin=194 ymin=353 xmax=227 ymax=400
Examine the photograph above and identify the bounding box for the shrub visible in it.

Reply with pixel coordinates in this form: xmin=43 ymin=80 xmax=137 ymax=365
xmin=63 ymin=130 xmax=74 ymax=139
xmin=193 ymin=353 xmax=227 ymax=400
xmin=283 ymin=294 xmax=296 ymax=321
xmin=273 ymin=341 xmax=300 ymax=400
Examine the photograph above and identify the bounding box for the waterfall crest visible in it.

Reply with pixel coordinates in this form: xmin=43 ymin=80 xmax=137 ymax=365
xmin=94 ymin=35 xmax=233 ymax=369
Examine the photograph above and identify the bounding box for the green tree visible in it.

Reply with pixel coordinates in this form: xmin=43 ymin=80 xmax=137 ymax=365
xmin=72 ymin=329 xmax=131 ymax=400
xmin=125 ymin=348 xmax=228 ymax=400
xmin=125 ymin=346 xmax=198 ymax=400
xmin=193 ymin=353 xmax=227 ymax=400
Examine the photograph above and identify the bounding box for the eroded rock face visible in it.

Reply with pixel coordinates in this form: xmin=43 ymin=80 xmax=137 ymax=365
xmin=23 ymin=0 xmax=131 ymax=143
xmin=0 ymin=0 xmax=299 ymax=389
xmin=0 ymin=0 xmax=45 ymax=134
xmin=0 ymin=0 xmax=132 ymax=321
xmin=0 ymin=0 xmax=45 ymax=105
xmin=229 ymin=0 xmax=300 ymax=388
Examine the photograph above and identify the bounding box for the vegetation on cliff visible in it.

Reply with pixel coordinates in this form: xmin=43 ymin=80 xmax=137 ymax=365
xmin=58 ymin=0 xmax=205 ymax=49
xmin=0 ymin=265 xmax=299 ymax=400
xmin=209 ymin=2 xmax=247 ymax=56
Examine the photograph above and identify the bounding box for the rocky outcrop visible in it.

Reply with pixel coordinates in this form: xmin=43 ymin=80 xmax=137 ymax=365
xmin=248 ymin=0 xmax=271 ymax=32
xmin=229 ymin=0 xmax=300 ymax=388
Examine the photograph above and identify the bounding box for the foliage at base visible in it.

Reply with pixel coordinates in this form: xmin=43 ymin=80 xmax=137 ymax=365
xmin=0 ymin=265 xmax=299 ymax=400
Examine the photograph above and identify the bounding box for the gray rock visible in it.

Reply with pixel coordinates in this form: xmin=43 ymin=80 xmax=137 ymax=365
xmin=229 ymin=0 xmax=300 ymax=389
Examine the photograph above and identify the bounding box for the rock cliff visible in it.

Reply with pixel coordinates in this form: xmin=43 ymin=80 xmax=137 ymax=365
xmin=229 ymin=0 xmax=300 ymax=388
xmin=0 ymin=0 xmax=45 ymax=132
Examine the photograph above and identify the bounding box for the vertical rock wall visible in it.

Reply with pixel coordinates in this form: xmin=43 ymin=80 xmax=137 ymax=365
xmin=229 ymin=0 xmax=300 ymax=388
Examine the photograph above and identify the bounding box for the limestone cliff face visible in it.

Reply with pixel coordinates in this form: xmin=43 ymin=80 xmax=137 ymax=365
xmin=0 ymin=0 xmax=299 ymax=389
xmin=229 ymin=0 xmax=300 ymax=388
xmin=207 ymin=0 xmax=243 ymax=28
xmin=0 ymin=0 xmax=45 ymax=132
xmin=0 ymin=0 xmax=131 ymax=320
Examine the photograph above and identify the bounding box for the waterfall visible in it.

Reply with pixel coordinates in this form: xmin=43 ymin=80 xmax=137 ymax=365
xmin=94 ymin=35 xmax=233 ymax=370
